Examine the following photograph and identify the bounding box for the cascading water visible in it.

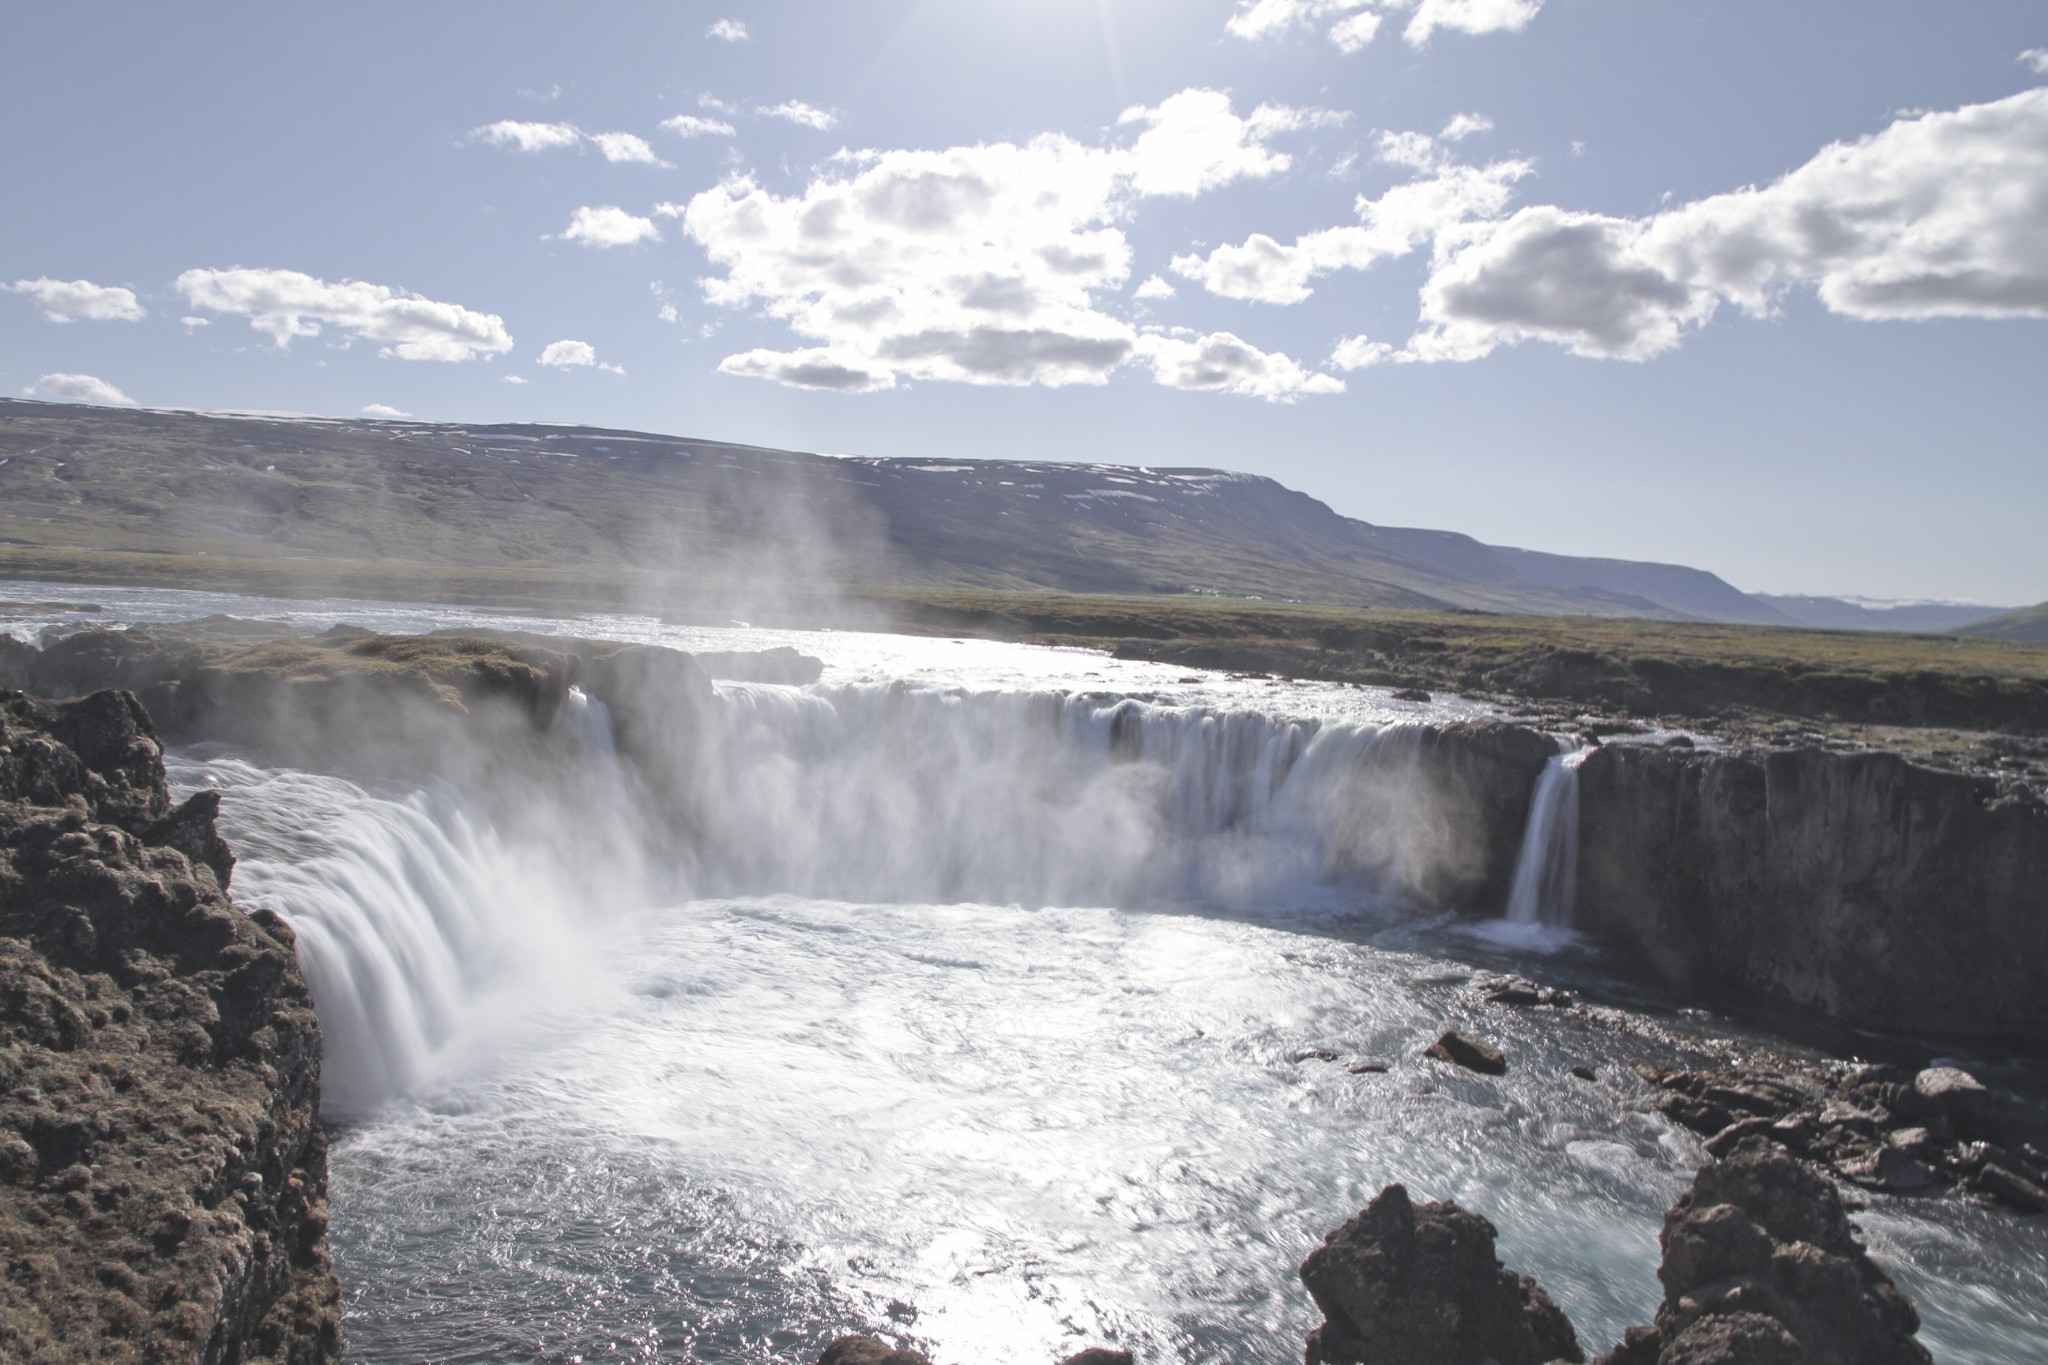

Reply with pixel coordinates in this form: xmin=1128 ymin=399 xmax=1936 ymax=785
xmin=1502 ymin=747 xmax=1586 ymax=932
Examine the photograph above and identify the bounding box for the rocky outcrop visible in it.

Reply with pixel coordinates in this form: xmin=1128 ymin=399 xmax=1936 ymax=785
xmin=1576 ymin=741 xmax=2048 ymax=1045
xmin=0 ymin=689 xmax=339 ymax=1361
xmin=1594 ymin=1139 xmax=1930 ymax=1365
xmin=1644 ymin=1059 xmax=2048 ymax=1212
xmin=1299 ymin=1184 xmax=1582 ymax=1365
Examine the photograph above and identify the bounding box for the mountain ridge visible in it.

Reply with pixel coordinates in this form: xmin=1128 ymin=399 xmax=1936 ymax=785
xmin=0 ymin=399 xmax=2016 ymax=630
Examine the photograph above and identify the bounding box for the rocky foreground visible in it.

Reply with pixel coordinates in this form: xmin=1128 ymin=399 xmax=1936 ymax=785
xmin=0 ymin=691 xmax=338 ymax=1361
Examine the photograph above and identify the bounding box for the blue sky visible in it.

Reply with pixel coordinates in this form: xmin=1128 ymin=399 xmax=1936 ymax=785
xmin=3 ymin=2 xmax=2044 ymax=604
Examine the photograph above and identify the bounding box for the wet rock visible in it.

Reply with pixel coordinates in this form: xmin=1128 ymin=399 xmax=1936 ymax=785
xmin=1843 ymin=1146 xmax=1934 ymax=1194
xmin=1571 ymin=1065 xmax=1598 ymax=1082
xmin=1424 ymin=1030 xmax=1507 ymax=1075
xmin=1349 ymin=1062 xmax=1390 ymax=1074
xmin=818 ymin=1336 xmax=933 ymax=1365
xmin=1485 ymin=980 xmax=1544 ymax=1007
xmin=1292 ymin=1048 xmax=1341 ymax=1064
xmin=1059 ymin=1351 xmax=1136 ymax=1365
xmin=1593 ymin=1138 xmax=1930 ymax=1365
xmin=1390 ymin=688 xmax=1433 ymax=703
xmin=1968 ymin=1163 xmax=2048 ymax=1214
xmin=1703 ymin=1117 xmax=1777 ymax=1160
xmin=1300 ymin=1183 xmax=1583 ymax=1365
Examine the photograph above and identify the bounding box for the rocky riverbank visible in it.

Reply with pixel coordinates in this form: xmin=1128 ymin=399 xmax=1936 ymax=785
xmin=0 ymin=690 xmax=339 ymax=1361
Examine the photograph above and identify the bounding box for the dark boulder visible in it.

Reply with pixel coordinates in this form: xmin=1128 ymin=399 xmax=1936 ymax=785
xmin=1424 ymin=1030 xmax=1507 ymax=1075
xmin=1059 ymin=1351 xmax=1136 ymax=1365
xmin=817 ymin=1336 xmax=932 ymax=1365
xmin=1593 ymin=1138 xmax=1930 ymax=1365
xmin=1300 ymin=1183 xmax=1582 ymax=1365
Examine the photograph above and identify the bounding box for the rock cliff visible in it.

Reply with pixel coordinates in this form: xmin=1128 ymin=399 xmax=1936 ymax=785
xmin=1576 ymin=742 xmax=2048 ymax=1045
xmin=0 ymin=689 xmax=339 ymax=1361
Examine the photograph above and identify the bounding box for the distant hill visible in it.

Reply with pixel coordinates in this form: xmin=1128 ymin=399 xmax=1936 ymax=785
xmin=0 ymin=399 xmax=2016 ymax=628
xmin=1753 ymin=594 xmax=2009 ymax=634
xmin=1956 ymin=601 xmax=2048 ymax=642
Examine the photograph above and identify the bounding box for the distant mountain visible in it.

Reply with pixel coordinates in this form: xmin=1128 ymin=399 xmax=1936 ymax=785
xmin=1955 ymin=601 xmax=2048 ymax=642
xmin=0 ymin=399 xmax=2015 ymax=630
xmin=1755 ymin=594 xmax=2011 ymax=634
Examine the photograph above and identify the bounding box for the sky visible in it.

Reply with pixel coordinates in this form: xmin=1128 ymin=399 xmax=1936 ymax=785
xmin=3 ymin=1 xmax=2044 ymax=605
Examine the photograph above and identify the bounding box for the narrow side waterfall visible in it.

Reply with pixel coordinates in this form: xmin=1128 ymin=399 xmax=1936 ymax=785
xmin=1503 ymin=748 xmax=1585 ymax=930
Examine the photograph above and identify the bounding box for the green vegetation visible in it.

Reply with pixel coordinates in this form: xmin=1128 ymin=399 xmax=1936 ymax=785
xmin=1959 ymin=600 xmax=2048 ymax=643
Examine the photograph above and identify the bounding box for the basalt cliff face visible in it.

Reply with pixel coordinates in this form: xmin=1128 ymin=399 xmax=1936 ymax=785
xmin=0 ymin=690 xmax=339 ymax=1362
xmin=1576 ymin=742 xmax=2048 ymax=1046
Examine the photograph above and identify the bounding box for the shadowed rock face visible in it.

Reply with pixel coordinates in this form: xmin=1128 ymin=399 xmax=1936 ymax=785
xmin=1299 ymin=1183 xmax=1582 ymax=1365
xmin=1576 ymin=743 xmax=2048 ymax=1046
xmin=1594 ymin=1138 xmax=1930 ymax=1365
xmin=0 ymin=690 xmax=339 ymax=1362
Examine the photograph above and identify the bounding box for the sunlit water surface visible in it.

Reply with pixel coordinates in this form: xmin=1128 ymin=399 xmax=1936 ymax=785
xmin=13 ymin=579 xmax=2048 ymax=1362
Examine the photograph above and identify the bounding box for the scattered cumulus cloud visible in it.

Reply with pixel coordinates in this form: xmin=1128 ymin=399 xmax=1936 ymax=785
xmin=1440 ymin=112 xmax=1494 ymax=141
xmin=29 ymin=372 xmax=136 ymax=406
xmin=672 ymin=88 xmax=1337 ymax=398
xmin=1171 ymin=158 xmax=1531 ymax=304
xmin=503 ymin=374 xmax=529 ymax=384
xmin=1225 ymin=0 xmax=1542 ymax=51
xmin=1320 ymin=89 xmax=2048 ymax=367
xmin=707 ymin=19 xmax=748 ymax=42
xmin=180 ymin=315 xmax=209 ymax=330
xmin=538 ymin=338 xmax=626 ymax=374
xmin=590 ymin=131 xmax=667 ymax=165
xmin=5 ymin=277 xmax=146 ymax=322
xmin=361 ymin=403 xmax=410 ymax=418
xmin=175 ymin=267 xmax=514 ymax=360
xmin=474 ymin=121 xmax=670 ymax=165
xmin=2021 ymin=49 xmax=2048 ymax=75
xmin=661 ymin=114 xmax=736 ymax=139
xmin=473 ymin=120 xmax=583 ymax=153
xmin=1134 ymin=275 xmax=1177 ymax=301
xmin=558 ymin=205 xmax=661 ymax=248
xmin=761 ymin=100 xmax=838 ymax=130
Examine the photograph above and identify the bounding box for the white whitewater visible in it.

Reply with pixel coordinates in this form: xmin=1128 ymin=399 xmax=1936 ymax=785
xmin=1503 ymin=749 xmax=1586 ymax=931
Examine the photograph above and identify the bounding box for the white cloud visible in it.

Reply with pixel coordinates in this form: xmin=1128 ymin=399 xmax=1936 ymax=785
xmin=539 ymin=339 xmax=597 ymax=367
xmin=1224 ymin=0 xmax=1542 ymax=50
xmin=1377 ymin=129 xmax=1440 ymax=170
xmin=559 ymin=205 xmax=661 ymax=248
xmin=700 ymin=92 xmax=737 ymax=114
xmin=590 ymin=131 xmax=666 ymax=165
xmin=1440 ymin=112 xmax=1494 ymax=141
xmin=707 ymin=19 xmax=748 ymax=42
xmin=175 ymin=267 xmax=514 ymax=360
xmin=474 ymin=120 xmax=583 ymax=153
xmin=1172 ymin=159 xmax=1530 ymax=303
xmin=1400 ymin=88 xmax=2048 ymax=363
xmin=361 ymin=403 xmax=410 ymax=418
xmin=761 ymin=100 xmax=837 ymax=130
xmin=1330 ymin=335 xmax=1395 ymax=369
xmin=180 ymin=315 xmax=209 ymax=330
xmin=1135 ymin=329 xmax=1345 ymax=400
xmin=30 ymin=372 xmax=135 ymax=405
xmin=675 ymin=90 xmax=1335 ymax=397
xmin=1120 ymin=89 xmax=1316 ymax=196
xmin=2020 ymin=48 xmax=2048 ymax=75
xmin=662 ymin=113 xmax=736 ymax=139
xmin=5 ymin=277 xmax=145 ymax=322
xmin=1134 ymin=274 xmax=1177 ymax=301
xmin=503 ymin=374 xmax=529 ymax=384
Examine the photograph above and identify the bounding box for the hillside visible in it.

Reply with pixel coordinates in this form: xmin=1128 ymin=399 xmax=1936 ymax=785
xmin=0 ymin=399 xmax=2014 ymax=628
xmin=1958 ymin=601 xmax=2048 ymax=643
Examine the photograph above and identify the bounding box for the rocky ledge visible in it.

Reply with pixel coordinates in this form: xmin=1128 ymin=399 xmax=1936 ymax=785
xmin=0 ymin=690 xmax=338 ymax=1361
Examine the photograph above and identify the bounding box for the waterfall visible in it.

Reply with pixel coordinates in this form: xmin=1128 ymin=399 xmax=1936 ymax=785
xmin=173 ymin=682 xmax=1485 ymax=1114
xmin=1503 ymin=748 xmax=1585 ymax=930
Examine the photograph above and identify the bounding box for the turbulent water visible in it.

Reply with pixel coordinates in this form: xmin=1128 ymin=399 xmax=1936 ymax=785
xmin=12 ymin=580 xmax=2048 ymax=1363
